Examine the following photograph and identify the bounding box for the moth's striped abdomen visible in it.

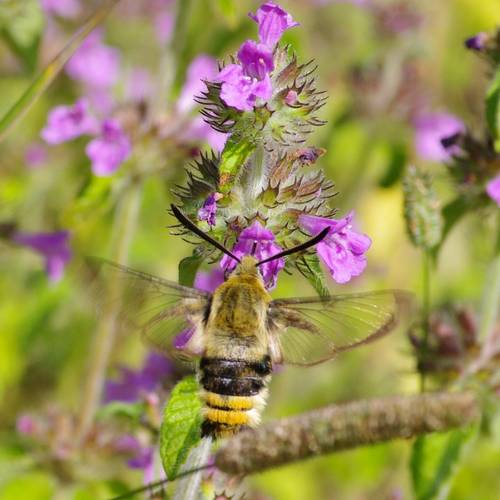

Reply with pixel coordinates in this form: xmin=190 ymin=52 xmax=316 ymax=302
xmin=199 ymin=356 xmax=272 ymax=438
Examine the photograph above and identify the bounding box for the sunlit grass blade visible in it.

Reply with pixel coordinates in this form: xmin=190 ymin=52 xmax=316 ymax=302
xmin=0 ymin=0 xmax=122 ymax=143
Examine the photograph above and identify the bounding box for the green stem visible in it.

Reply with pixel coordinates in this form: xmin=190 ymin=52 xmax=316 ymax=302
xmin=478 ymin=213 xmax=500 ymax=348
xmin=420 ymin=249 xmax=432 ymax=392
xmin=75 ymin=179 xmax=143 ymax=442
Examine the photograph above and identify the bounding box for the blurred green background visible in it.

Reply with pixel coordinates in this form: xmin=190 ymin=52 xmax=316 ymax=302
xmin=1 ymin=1 xmax=499 ymax=498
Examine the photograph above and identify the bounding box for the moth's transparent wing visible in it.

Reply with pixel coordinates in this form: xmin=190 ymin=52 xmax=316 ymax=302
xmin=87 ymin=258 xmax=210 ymax=361
xmin=268 ymin=290 xmax=414 ymax=366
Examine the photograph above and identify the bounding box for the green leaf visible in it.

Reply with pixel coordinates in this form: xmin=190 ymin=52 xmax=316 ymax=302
xmin=0 ymin=0 xmax=121 ymax=143
xmin=0 ymin=472 xmax=55 ymax=500
xmin=410 ymin=427 xmax=476 ymax=500
xmin=96 ymin=401 xmax=145 ymax=421
xmin=218 ymin=134 xmax=256 ymax=194
xmin=403 ymin=165 xmax=443 ymax=250
xmin=62 ymin=176 xmax=113 ymax=226
xmin=178 ymin=248 xmax=205 ymax=287
xmin=485 ymin=69 xmax=500 ymax=148
xmin=215 ymin=0 xmax=237 ymax=27
xmin=160 ymin=375 xmax=202 ymax=481
xmin=0 ymin=0 xmax=44 ymax=73
xmin=378 ymin=142 xmax=407 ymax=188
xmin=295 ymin=253 xmax=330 ymax=298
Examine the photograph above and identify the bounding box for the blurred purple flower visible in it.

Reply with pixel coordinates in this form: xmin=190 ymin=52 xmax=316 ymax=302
xmin=178 ymin=55 xmax=219 ymax=114
xmin=486 ymin=176 xmax=500 ymax=207
xmin=41 ymin=0 xmax=81 ymax=18
xmin=13 ymin=231 xmax=72 ymax=283
xmin=315 ymin=0 xmax=371 ymax=5
xmin=104 ymin=352 xmax=174 ymax=403
xmin=221 ymin=221 xmax=285 ymax=289
xmin=41 ymin=99 xmax=98 ymax=144
xmin=198 ymin=192 xmax=222 ymax=227
xmin=414 ymin=112 xmax=465 ymax=162
xmin=126 ymin=68 xmax=153 ymax=102
xmin=299 ymin=212 xmax=371 ymax=284
xmin=16 ymin=415 xmax=36 ymax=436
xmin=66 ymin=30 xmax=121 ymax=89
xmin=182 ymin=116 xmax=228 ymax=152
xmin=465 ymin=32 xmax=488 ymax=51
xmin=174 ymin=268 xmax=225 ymax=349
xmin=249 ymin=2 xmax=299 ymax=48
xmin=155 ymin=11 xmax=174 ymax=44
xmin=25 ymin=143 xmax=48 ymax=168
xmin=85 ymin=119 xmax=131 ymax=176
xmin=217 ymin=41 xmax=274 ymax=111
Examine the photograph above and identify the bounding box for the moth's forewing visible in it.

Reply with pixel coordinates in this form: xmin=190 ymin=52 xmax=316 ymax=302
xmin=85 ymin=257 xmax=210 ymax=361
xmin=267 ymin=290 xmax=415 ymax=366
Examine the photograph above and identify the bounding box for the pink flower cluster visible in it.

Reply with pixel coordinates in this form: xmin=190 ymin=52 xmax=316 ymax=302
xmin=217 ymin=2 xmax=298 ymax=111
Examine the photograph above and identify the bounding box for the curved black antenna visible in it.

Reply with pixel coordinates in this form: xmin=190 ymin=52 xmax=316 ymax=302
xmin=170 ymin=204 xmax=241 ymax=263
xmin=256 ymin=227 xmax=330 ymax=267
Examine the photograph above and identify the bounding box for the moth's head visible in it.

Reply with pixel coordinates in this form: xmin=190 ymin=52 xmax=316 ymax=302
xmin=232 ymin=255 xmax=259 ymax=277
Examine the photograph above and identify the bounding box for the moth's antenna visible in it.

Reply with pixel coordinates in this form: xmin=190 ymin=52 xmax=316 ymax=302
xmin=170 ymin=204 xmax=241 ymax=263
xmin=256 ymin=227 xmax=329 ymax=267
xmin=109 ymin=464 xmax=211 ymax=499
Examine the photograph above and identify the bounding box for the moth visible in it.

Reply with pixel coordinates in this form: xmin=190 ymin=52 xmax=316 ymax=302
xmin=95 ymin=205 xmax=411 ymax=439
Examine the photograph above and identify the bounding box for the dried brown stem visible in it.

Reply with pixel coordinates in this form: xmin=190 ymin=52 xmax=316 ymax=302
xmin=214 ymin=391 xmax=480 ymax=475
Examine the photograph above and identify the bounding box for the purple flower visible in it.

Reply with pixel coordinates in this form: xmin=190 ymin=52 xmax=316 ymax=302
xmin=66 ymin=30 xmax=120 ymax=89
xmin=220 ymin=221 xmax=285 ymax=289
xmin=41 ymin=99 xmax=98 ymax=144
xmin=126 ymin=68 xmax=153 ymax=102
xmin=16 ymin=415 xmax=36 ymax=436
xmin=486 ymin=176 xmax=500 ymax=207
xmin=13 ymin=231 xmax=72 ymax=283
xmin=198 ymin=192 xmax=223 ymax=227
xmin=24 ymin=143 xmax=48 ymax=168
xmin=85 ymin=119 xmax=131 ymax=176
xmin=299 ymin=212 xmax=371 ymax=284
xmin=174 ymin=268 xmax=225 ymax=349
xmin=128 ymin=446 xmax=154 ymax=470
xmin=414 ymin=113 xmax=465 ymax=162
xmin=178 ymin=55 xmax=219 ymax=114
xmin=104 ymin=352 xmax=174 ymax=403
xmin=186 ymin=117 xmax=228 ymax=151
xmin=155 ymin=11 xmax=174 ymax=44
xmin=217 ymin=41 xmax=274 ymax=111
xmin=465 ymin=32 xmax=488 ymax=51
xmin=41 ymin=0 xmax=81 ymax=18
xmin=249 ymin=2 xmax=299 ymax=48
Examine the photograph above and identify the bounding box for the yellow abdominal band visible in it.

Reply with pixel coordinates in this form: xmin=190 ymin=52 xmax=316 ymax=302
xmin=202 ymin=391 xmax=253 ymax=410
xmin=203 ymin=408 xmax=250 ymax=426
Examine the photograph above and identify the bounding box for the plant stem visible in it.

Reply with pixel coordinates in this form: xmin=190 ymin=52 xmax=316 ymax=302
xmin=173 ymin=437 xmax=212 ymax=500
xmin=214 ymin=391 xmax=479 ymax=476
xmin=478 ymin=214 xmax=500 ymax=346
xmin=75 ymin=179 xmax=143 ymax=442
xmin=420 ymin=249 xmax=431 ymax=392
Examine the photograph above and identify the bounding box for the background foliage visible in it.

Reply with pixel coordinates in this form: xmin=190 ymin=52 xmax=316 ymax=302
xmin=0 ymin=1 xmax=499 ymax=499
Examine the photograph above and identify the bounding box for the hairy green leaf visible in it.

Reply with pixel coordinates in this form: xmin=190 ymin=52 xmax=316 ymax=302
xmin=160 ymin=375 xmax=202 ymax=480
xmin=295 ymin=253 xmax=330 ymax=297
xmin=403 ymin=165 xmax=443 ymax=250
xmin=218 ymin=134 xmax=256 ymax=194
xmin=178 ymin=248 xmax=205 ymax=287
xmin=410 ymin=426 xmax=476 ymax=500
